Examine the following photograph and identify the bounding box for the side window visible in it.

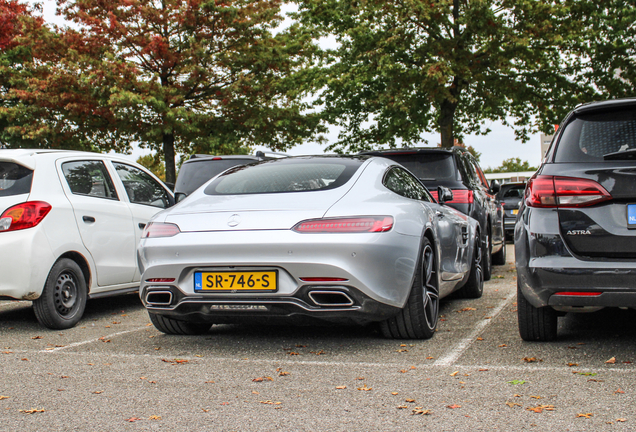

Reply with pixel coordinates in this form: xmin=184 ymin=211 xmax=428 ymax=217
xmin=113 ymin=162 xmax=170 ymax=208
xmin=62 ymin=160 xmax=118 ymax=200
xmin=383 ymin=167 xmax=433 ymax=202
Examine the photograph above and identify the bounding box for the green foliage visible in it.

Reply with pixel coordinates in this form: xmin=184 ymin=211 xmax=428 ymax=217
xmin=136 ymin=153 xmax=166 ymax=182
xmin=296 ymin=0 xmax=595 ymax=153
xmin=484 ymin=157 xmax=537 ymax=173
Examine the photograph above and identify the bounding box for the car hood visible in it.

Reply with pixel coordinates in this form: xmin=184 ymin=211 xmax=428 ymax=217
xmin=162 ymin=189 xmax=349 ymax=232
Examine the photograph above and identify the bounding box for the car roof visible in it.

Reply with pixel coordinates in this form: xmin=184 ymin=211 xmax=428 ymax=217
xmin=0 ymin=148 xmax=146 ymax=170
xmin=360 ymin=146 xmax=462 ymax=156
xmin=573 ymin=98 xmax=636 ymax=115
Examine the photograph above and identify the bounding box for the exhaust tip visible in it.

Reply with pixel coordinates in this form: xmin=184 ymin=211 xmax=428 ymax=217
xmin=146 ymin=291 xmax=173 ymax=306
xmin=308 ymin=291 xmax=354 ymax=307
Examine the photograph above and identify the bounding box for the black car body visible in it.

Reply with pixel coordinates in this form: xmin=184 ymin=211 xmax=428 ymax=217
xmin=516 ymin=98 xmax=636 ymax=341
xmin=496 ymin=182 xmax=526 ymax=237
xmin=362 ymin=147 xmax=505 ymax=280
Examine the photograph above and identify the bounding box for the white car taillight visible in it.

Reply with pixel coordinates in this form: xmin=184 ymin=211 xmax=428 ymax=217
xmin=142 ymin=222 xmax=181 ymax=238
xmin=293 ymin=216 xmax=394 ymax=233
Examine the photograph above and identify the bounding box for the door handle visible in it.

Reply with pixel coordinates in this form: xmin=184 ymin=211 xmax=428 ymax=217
xmin=82 ymin=216 xmax=95 ymax=223
xmin=138 ymin=223 xmax=146 ymax=229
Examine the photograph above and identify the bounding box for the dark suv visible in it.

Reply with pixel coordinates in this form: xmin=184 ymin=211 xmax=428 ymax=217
xmin=516 ymin=98 xmax=636 ymax=341
xmin=174 ymin=152 xmax=286 ymax=201
xmin=362 ymin=147 xmax=505 ymax=280
xmin=496 ymin=182 xmax=526 ymax=238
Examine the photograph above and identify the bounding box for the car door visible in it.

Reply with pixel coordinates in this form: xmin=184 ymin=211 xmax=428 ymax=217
xmin=111 ymin=162 xmax=173 ymax=282
xmin=59 ymin=159 xmax=137 ymax=288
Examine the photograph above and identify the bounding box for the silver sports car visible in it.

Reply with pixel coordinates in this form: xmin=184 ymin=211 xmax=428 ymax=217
xmin=137 ymin=156 xmax=483 ymax=339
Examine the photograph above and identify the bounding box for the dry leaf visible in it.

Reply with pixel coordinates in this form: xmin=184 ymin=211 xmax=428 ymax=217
xmin=149 ymin=415 xmax=161 ymax=420
xmin=478 ymin=368 xmax=489 ymax=372
xmin=530 ymin=396 xmax=542 ymax=399
xmin=391 ymin=392 xmax=398 ymax=395
xmin=614 ymin=389 xmax=625 ymax=394
xmin=605 ymin=357 xmax=616 ymax=364
xmin=523 ymin=357 xmax=542 ymax=363
xmin=577 ymin=413 xmax=593 ymax=418
xmin=92 ymin=391 xmax=103 ymax=394
xmin=447 ymin=404 xmax=461 ymax=409
xmin=498 ymin=344 xmax=507 ymax=348
xmin=426 ymin=356 xmax=434 ymax=360
xmin=357 ymin=384 xmax=372 ymax=391
xmin=260 ymin=400 xmax=282 ymax=405
xmin=567 ymin=363 xmax=578 ymax=367
xmin=125 ymin=417 xmax=142 ymax=422
xmin=527 ymin=405 xmax=555 ymax=413
xmin=20 ymin=409 xmax=45 ymax=414
xmin=356 ymin=377 xmax=364 ymax=380
xmin=31 ymin=336 xmax=43 ymax=340
xmin=617 ymin=418 xmax=626 ymax=422
xmin=0 ymin=396 xmax=9 ymax=400
xmin=288 ymin=352 xmax=300 ymax=356
xmin=279 ymin=371 xmax=290 ymax=377
xmin=396 ymin=349 xmax=409 ymax=353
xmin=397 ymin=406 xmax=408 ymax=409
xmin=412 ymin=408 xmax=431 ymax=415
xmin=457 ymin=307 xmax=476 ymax=312
xmin=335 ymin=386 xmax=347 ymax=390
xmin=450 ymin=371 xmax=459 ymax=377
xmin=405 ymin=399 xmax=416 ymax=403
xmin=476 ymin=337 xmax=484 ymax=341
xmin=506 ymin=402 xmax=522 ymax=408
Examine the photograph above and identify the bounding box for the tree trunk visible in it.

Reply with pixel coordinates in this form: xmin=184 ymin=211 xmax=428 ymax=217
xmin=163 ymin=132 xmax=176 ymax=185
xmin=439 ymin=98 xmax=458 ymax=148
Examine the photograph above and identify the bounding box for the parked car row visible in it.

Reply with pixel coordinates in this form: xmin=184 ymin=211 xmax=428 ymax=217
xmin=4 ymin=98 xmax=633 ymax=342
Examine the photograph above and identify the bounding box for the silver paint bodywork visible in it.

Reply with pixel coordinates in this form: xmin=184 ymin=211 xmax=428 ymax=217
xmin=138 ymin=157 xmax=479 ymax=321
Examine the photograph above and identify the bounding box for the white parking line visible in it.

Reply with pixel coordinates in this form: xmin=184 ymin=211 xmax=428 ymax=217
xmin=434 ymin=294 xmax=515 ymax=366
xmin=39 ymin=326 xmax=150 ymax=353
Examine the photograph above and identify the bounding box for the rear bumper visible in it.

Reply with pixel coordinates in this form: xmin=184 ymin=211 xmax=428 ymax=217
xmin=515 ymin=207 xmax=636 ymax=308
xmin=142 ymin=284 xmax=400 ymax=325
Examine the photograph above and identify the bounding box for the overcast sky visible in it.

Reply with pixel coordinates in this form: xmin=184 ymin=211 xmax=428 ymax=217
xmin=30 ymin=0 xmax=548 ymax=169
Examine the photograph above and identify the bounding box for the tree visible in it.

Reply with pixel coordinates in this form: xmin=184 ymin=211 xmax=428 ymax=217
xmin=296 ymin=0 xmax=593 ymax=153
xmin=6 ymin=0 xmax=326 ymax=183
xmin=484 ymin=157 xmax=536 ymax=173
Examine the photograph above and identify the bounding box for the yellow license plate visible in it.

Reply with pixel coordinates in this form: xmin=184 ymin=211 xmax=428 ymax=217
xmin=512 ymin=209 xmax=518 ymax=215
xmin=195 ymin=271 xmax=277 ymax=292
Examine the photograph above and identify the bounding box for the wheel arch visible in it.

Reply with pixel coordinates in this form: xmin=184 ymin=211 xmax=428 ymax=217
xmin=56 ymin=251 xmax=91 ymax=293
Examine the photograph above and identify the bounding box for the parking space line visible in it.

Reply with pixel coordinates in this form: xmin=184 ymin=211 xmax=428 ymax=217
xmin=434 ymin=294 xmax=515 ymax=366
xmin=39 ymin=326 xmax=150 ymax=353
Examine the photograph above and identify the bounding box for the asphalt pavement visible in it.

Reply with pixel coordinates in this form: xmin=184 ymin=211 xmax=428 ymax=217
xmin=1 ymin=245 xmax=635 ymax=431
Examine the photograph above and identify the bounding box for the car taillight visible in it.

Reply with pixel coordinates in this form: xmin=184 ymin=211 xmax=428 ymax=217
xmin=525 ymin=175 xmax=611 ymax=208
xmin=293 ymin=216 xmax=394 ymax=233
xmin=142 ymin=222 xmax=181 ymax=238
xmin=0 ymin=201 xmax=52 ymax=232
xmin=428 ymin=189 xmax=473 ymax=204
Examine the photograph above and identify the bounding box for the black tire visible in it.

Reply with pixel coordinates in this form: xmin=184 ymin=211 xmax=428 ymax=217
xmin=149 ymin=313 xmax=211 ymax=335
xmin=492 ymin=238 xmax=506 ymax=266
xmin=517 ymin=282 xmax=558 ymax=341
xmin=457 ymin=236 xmax=484 ymax=299
xmin=380 ymin=237 xmax=439 ymax=339
xmin=33 ymin=258 xmax=87 ymax=330
xmin=482 ymin=230 xmax=492 ymax=281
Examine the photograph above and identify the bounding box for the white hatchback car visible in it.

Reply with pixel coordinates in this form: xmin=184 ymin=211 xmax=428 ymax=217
xmin=0 ymin=149 xmax=174 ymax=329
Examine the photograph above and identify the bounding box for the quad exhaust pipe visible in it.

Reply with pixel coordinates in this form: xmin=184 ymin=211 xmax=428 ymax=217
xmin=308 ymin=290 xmax=354 ymax=307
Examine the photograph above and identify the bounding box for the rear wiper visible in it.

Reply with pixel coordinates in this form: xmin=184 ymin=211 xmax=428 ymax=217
xmin=603 ymin=148 xmax=636 ymax=160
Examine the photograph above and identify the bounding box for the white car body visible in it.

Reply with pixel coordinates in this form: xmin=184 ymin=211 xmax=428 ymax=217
xmin=0 ymin=149 xmax=173 ymax=328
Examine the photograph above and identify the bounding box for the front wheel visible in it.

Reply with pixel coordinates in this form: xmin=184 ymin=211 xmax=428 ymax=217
xmin=517 ymin=282 xmax=558 ymax=341
xmin=380 ymin=237 xmax=439 ymax=339
xmin=149 ymin=313 xmax=211 ymax=335
xmin=33 ymin=258 xmax=87 ymax=329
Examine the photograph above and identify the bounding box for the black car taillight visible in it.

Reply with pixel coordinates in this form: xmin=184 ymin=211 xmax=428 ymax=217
xmin=525 ymin=175 xmax=611 ymax=208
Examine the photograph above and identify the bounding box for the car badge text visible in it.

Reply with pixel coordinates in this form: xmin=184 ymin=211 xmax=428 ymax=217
xmin=566 ymin=230 xmax=591 ymax=235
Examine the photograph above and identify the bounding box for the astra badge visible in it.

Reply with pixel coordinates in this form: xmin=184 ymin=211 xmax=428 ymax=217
xmin=227 ymin=214 xmax=241 ymax=227
xmin=567 ymin=230 xmax=591 ymax=235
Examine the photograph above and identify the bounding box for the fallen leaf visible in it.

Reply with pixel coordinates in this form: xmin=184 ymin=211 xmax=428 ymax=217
xmin=617 ymin=418 xmax=626 ymax=422
xmin=457 ymin=307 xmax=476 ymax=312
xmin=426 ymin=356 xmax=434 ymax=360
xmin=573 ymin=371 xmax=597 ymax=376
xmin=478 ymin=368 xmax=489 ymax=372
xmin=92 ymin=391 xmax=103 ymax=394
xmin=397 ymin=406 xmax=408 ymax=409
xmin=405 ymin=399 xmax=416 ymax=403
xmin=125 ymin=417 xmax=142 ymax=422
xmin=523 ymin=357 xmax=539 ymax=363
xmin=527 ymin=405 xmax=555 ymax=413
xmin=161 ymin=359 xmax=189 ymax=365
xmin=252 ymin=377 xmax=274 ymax=382
xmin=476 ymin=337 xmax=484 ymax=341
xmin=252 ymin=391 xmax=259 ymax=394
xmin=450 ymin=371 xmax=459 ymax=377
xmin=605 ymin=357 xmax=616 ymax=364
xmin=447 ymin=404 xmax=461 ymax=409
xmin=98 ymin=337 xmax=111 ymax=343
xmin=31 ymin=336 xmax=43 ymax=340
xmin=577 ymin=413 xmax=593 ymax=418
xmin=356 ymin=377 xmax=364 ymax=380
xmin=396 ymin=349 xmax=409 ymax=353
xmin=0 ymin=396 xmax=8 ymax=400
xmin=20 ymin=409 xmax=45 ymax=414
xmin=412 ymin=408 xmax=431 ymax=415
xmin=149 ymin=415 xmax=161 ymax=420
xmin=567 ymin=363 xmax=578 ymax=367
xmin=498 ymin=344 xmax=507 ymax=348
xmin=530 ymin=396 xmax=542 ymax=399
xmin=391 ymin=392 xmax=398 ymax=395
xmin=614 ymin=389 xmax=625 ymax=394
xmin=506 ymin=402 xmax=522 ymax=408
xmin=357 ymin=384 xmax=372 ymax=391
xmin=278 ymin=371 xmax=290 ymax=377
xmin=205 ymin=381 xmax=215 ymax=384
xmin=288 ymin=352 xmax=300 ymax=356
xmin=310 ymin=350 xmax=325 ymax=355
xmin=259 ymin=400 xmax=282 ymax=405
xmin=335 ymin=386 xmax=347 ymax=390
xmin=295 ymin=344 xmax=307 ymax=348
xmin=508 ymin=380 xmax=526 ymax=385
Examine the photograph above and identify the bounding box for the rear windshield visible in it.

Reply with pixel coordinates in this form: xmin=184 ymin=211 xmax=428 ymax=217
xmin=555 ymin=109 xmax=636 ymax=162
xmin=380 ymin=153 xmax=460 ymax=181
xmin=204 ymin=158 xmax=362 ymax=195
xmin=175 ymin=158 xmax=257 ymax=195
xmin=500 ymin=184 xmax=525 ymax=199
xmin=0 ymin=162 xmax=33 ymax=197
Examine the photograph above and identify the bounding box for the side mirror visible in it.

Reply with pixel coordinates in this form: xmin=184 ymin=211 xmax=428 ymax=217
xmin=175 ymin=192 xmax=188 ymax=203
xmin=489 ymin=179 xmax=501 ymax=194
xmin=437 ymin=186 xmax=453 ymax=204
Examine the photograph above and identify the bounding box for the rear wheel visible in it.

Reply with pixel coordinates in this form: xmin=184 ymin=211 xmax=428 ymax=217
xmin=149 ymin=313 xmax=211 ymax=335
xmin=517 ymin=282 xmax=558 ymax=341
xmin=380 ymin=237 xmax=439 ymax=339
xmin=457 ymin=236 xmax=484 ymax=299
xmin=33 ymin=258 xmax=87 ymax=330
xmin=492 ymin=238 xmax=506 ymax=265
xmin=482 ymin=230 xmax=492 ymax=281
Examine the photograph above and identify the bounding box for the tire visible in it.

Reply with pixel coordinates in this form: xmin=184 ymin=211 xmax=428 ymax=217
xmin=457 ymin=236 xmax=484 ymax=299
xmin=492 ymin=238 xmax=506 ymax=265
xmin=149 ymin=313 xmax=211 ymax=335
xmin=380 ymin=237 xmax=439 ymax=339
xmin=482 ymin=230 xmax=492 ymax=281
xmin=517 ymin=282 xmax=558 ymax=341
xmin=33 ymin=258 xmax=87 ymax=330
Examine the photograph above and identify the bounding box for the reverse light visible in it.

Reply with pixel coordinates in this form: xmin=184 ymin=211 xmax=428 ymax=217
xmin=0 ymin=201 xmax=52 ymax=232
xmin=554 ymin=291 xmax=602 ymax=296
xmin=525 ymin=176 xmax=611 ymax=208
xmin=142 ymin=222 xmax=181 ymax=238
xmin=293 ymin=216 xmax=393 ymax=233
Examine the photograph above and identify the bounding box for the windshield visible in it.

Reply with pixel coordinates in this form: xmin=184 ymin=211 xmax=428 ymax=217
xmin=555 ymin=109 xmax=636 ymax=162
xmin=204 ymin=158 xmax=362 ymax=195
xmin=0 ymin=162 xmax=33 ymax=197
xmin=175 ymin=158 xmax=258 ymax=195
